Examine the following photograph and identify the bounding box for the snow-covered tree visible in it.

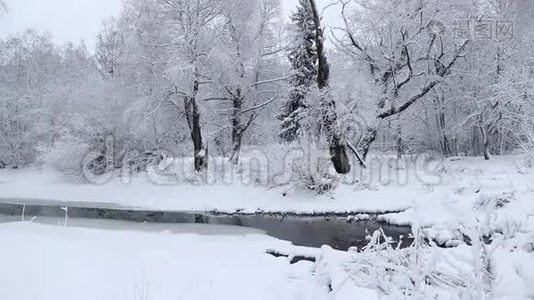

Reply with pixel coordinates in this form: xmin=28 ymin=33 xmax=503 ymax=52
xmin=208 ymin=0 xmax=286 ymax=165
xmin=306 ymin=0 xmax=354 ymax=174
xmin=335 ymin=0 xmax=470 ymax=159
xmin=95 ymin=18 xmax=123 ymax=79
xmin=157 ymin=0 xmax=222 ymax=171
xmin=0 ymin=31 xmax=59 ymax=167
xmin=2 ymin=0 xmax=534 ymax=178
xmin=278 ymin=0 xmax=317 ymax=143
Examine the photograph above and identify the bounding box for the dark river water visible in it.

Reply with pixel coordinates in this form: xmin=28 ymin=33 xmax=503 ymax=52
xmin=0 ymin=202 xmax=412 ymax=251
xmin=199 ymin=214 xmax=412 ymax=250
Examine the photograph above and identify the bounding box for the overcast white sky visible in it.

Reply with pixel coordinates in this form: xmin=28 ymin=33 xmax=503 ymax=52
xmin=0 ymin=0 xmax=122 ymax=50
xmin=0 ymin=0 xmax=340 ymax=52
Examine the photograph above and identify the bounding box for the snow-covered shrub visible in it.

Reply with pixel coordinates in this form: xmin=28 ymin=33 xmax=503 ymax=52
xmin=258 ymin=142 xmax=296 ymax=188
xmin=0 ymin=91 xmax=43 ymax=168
xmin=41 ymin=134 xmax=91 ymax=180
xmin=459 ymin=225 xmax=498 ymax=298
xmin=316 ymin=210 xmax=533 ymax=299
xmin=316 ymin=228 xmax=480 ymax=298
xmin=474 ymin=192 xmax=515 ymax=211
xmin=347 ymin=229 xmax=443 ymax=297
xmin=262 ymin=137 xmax=338 ymax=193
xmin=142 ymin=140 xmax=340 ymax=191
xmin=42 ymin=127 xmax=120 ymax=182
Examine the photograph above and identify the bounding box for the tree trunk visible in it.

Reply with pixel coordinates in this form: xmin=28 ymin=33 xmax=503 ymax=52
xmin=183 ymin=79 xmax=207 ymax=172
xmin=191 ymin=103 xmax=206 ymax=171
xmin=434 ymin=92 xmax=452 ymax=156
xmin=329 ymin=135 xmax=350 ymax=173
xmin=481 ymin=127 xmax=491 ymax=160
xmin=308 ymin=0 xmax=351 ymax=174
xmin=230 ymin=131 xmax=242 ymax=165
xmin=396 ymin=118 xmax=403 ymax=159
xmin=471 ymin=126 xmax=480 ymax=156
xmin=229 ymin=90 xmax=243 ymax=165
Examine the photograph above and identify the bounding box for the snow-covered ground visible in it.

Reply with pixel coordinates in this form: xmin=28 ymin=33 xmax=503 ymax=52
xmin=0 ymin=166 xmax=413 ymax=215
xmin=1 ymin=218 xmax=533 ymax=299
xmin=0 ymin=221 xmax=318 ymax=300
xmin=1 ymin=155 xmax=533 ymax=221
xmin=1 ymin=154 xmax=534 ymax=299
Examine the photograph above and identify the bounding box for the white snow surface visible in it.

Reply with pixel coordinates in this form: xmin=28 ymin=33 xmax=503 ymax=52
xmin=1 ymin=155 xmax=534 ymax=299
xmin=1 ymin=220 xmax=533 ymax=299
xmin=0 ymin=221 xmax=320 ymax=300
xmin=0 ymin=165 xmax=414 ymax=215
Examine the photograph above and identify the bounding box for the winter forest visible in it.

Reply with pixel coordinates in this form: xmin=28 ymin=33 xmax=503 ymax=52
xmin=1 ymin=0 xmax=534 ymax=299
xmin=1 ymin=0 xmax=532 ymax=177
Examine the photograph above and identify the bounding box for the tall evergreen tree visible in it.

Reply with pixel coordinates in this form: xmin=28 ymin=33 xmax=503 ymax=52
xmin=278 ymin=0 xmax=317 ymax=142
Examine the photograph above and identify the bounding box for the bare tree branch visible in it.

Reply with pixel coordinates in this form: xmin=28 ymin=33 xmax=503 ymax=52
xmin=242 ymin=95 xmax=278 ymax=114
xmin=250 ymin=75 xmax=292 ymax=87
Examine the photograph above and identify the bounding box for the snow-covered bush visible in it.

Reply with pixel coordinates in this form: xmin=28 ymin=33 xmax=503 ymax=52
xmin=345 ymin=229 xmax=463 ymax=298
xmin=314 ymin=228 xmax=489 ymax=299
xmin=261 ymin=137 xmax=338 ymax=193
xmin=474 ymin=192 xmax=515 ymax=211
xmin=41 ymin=135 xmax=90 ymax=180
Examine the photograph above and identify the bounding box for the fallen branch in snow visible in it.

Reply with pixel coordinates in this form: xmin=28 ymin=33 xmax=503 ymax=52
xmin=266 ymin=249 xmax=316 ymax=264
